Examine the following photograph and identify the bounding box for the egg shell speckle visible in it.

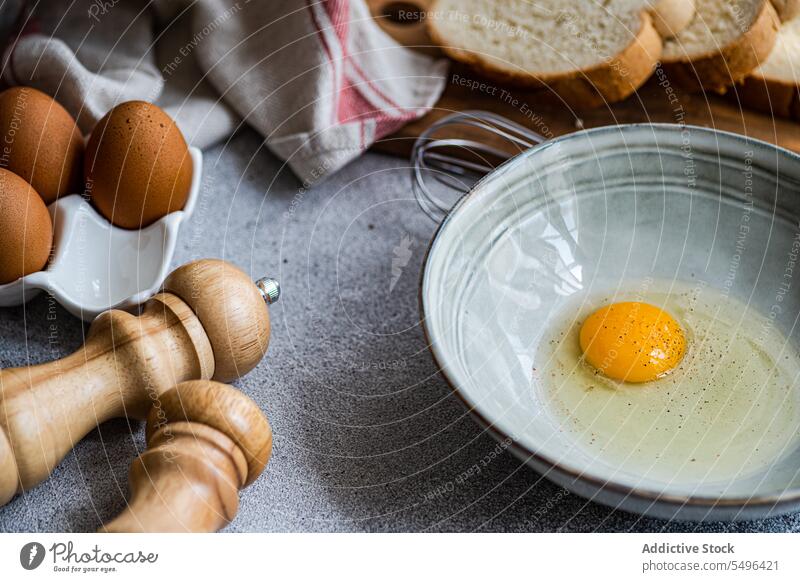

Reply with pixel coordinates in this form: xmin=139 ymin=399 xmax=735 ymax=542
xmin=0 ymin=168 xmax=53 ymax=284
xmin=0 ymin=87 xmax=84 ymax=205
xmin=85 ymin=101 xmax=192 ymax=229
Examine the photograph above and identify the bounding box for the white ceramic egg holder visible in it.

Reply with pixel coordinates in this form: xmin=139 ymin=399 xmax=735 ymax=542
xmin=0 ymin=148 xmax=202 ymax=322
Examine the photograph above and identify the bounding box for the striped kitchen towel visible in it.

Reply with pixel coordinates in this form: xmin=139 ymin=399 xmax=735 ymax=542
xmin=3 ymin=0 xmax=448 ymax=185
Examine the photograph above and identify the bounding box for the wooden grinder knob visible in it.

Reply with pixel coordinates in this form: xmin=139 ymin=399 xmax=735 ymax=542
xmin=102 ymin=380 xmax=272 ymax=533
xmin=0 ymin=259 xmax=279 ymax=506
xmin=163 ymin=259 xmax=273 ymax=382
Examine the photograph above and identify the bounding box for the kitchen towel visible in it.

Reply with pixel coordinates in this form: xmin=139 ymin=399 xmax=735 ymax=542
xmin=3 ymin=0 xmax=448 ymax=185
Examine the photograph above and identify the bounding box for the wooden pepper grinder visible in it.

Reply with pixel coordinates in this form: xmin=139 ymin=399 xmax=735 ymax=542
xmin=101 ymin=380 xmax=272 ymax=533
xmin=0 ymin=259 xmax=280 ymax=506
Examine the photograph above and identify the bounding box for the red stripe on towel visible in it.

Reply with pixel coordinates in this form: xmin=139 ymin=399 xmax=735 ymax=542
xmin=309 ymin=0 xmax=423 ymax=144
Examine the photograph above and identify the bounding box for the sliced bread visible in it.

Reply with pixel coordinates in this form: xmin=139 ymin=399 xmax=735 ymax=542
xmin=426 ymin=0 xmax=695 ymax=107
xmin=661 ymin=0 xmax=780 ymax=91
xmin=739 ymin=15 xmax=800 ymax=118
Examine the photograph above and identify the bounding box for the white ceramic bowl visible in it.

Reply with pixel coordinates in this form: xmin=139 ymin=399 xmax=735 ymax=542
xmin=421 ymin=124 xmax=800 ymax=522
xmin=0 ymin=147 xmax=202 ymax=321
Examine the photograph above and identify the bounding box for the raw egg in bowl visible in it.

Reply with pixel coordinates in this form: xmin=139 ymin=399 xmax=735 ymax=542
xmin=420 ymin=124 xmax=800 ymax=521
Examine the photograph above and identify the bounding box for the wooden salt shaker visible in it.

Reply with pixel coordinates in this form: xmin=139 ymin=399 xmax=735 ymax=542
xmin=0 ymin=259 xmax=279 ymax=506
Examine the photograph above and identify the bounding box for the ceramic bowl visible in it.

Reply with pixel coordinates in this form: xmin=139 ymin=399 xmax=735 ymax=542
xmin=0 ymin=147 xmax=202 ymax=322
xmin=421 ymin=124 xmax=800 ymax=521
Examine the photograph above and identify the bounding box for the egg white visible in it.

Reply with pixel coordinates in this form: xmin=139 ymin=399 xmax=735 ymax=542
xmin=536 ymin=279 xmax=800 ymax=485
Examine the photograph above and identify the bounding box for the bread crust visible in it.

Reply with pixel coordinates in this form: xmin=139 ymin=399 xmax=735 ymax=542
xmin=771 ymin=0 xmax=800 ymax=22
xmin=427 ymin=6 xmax=662 ymax=108
xmin=739 ymin=71 xmax=800 ymax=119
xmin=662 ymin=0 xmax=780 ymax=91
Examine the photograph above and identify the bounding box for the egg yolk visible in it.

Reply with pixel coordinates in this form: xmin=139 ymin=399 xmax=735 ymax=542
xmin=579 ymin=302 xmax=686 ymax=383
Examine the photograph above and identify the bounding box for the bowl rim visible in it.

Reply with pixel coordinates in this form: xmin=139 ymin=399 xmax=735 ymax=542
xmin=418 ymin=122 xmax=800 ymax=513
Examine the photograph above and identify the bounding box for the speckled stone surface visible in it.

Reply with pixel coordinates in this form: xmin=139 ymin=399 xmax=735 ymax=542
xmin=1 ymin=129 xmax=799 ymax=533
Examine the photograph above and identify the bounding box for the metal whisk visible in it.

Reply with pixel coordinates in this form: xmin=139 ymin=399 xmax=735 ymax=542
xmin=411 ymin=110 xmax=546 ymax=222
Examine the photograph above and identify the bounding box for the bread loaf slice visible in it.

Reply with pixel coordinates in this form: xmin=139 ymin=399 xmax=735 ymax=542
xmin=426 ymin=1 xmax=695 ymax=107
xmin=739 ymin=15 xmax=800 ymax=118
xmin=661 ymin=0 xmax=780 ymax=91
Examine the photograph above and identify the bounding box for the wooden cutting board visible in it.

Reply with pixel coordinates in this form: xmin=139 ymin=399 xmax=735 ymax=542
xmin=366 ymin=0 xmax=800 ymax=157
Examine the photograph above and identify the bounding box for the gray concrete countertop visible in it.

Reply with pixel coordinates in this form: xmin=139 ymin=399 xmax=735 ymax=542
xmin=1 ymin=129 xmax=798 ymax=533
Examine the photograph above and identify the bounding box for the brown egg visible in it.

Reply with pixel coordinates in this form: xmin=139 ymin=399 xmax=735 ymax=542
xmin=0 ymin=168 xmax=53 ymax=284
xmin=0 ymin=86 xmax=84 ymax=204
xmin=85 ymin=101 xmax=192 ymax=229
